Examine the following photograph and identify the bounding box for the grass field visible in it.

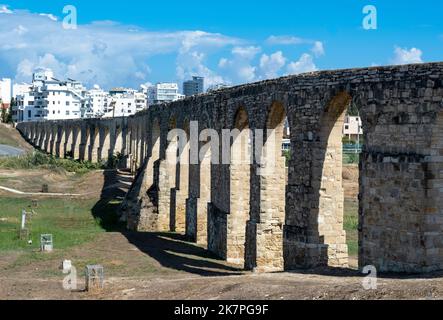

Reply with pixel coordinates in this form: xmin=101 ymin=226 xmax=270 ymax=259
xmin=0 ymin=196 xmax=122 ymax=252
xmin=344 ymin=198 xmax=358 ymax=256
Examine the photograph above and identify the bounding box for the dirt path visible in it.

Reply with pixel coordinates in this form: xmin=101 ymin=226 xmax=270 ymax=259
xmin=1 ymin=231 xmax=443 ymax=300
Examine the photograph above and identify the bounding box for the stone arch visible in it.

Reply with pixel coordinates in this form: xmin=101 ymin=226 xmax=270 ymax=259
xmin=37 ymin=124 xmax=44 ymax=149
xmin=128 ymin=117 xmax=164 ymax=232
xmin=227 ymin=106 xmax=252 ymax=265
xmin=174 ymin=118 xmax=190 ymax=234
xmin=245 ymin=101 xmax=286 ymax=272
xmin=314 ymin=91 xmax=352 ymax=267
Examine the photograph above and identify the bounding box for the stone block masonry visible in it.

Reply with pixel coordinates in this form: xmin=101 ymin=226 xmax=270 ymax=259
xmin=17 ymin=62 xmax=443 ymax=273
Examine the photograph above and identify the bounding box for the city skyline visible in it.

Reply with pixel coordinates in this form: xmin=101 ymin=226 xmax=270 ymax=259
xmin=0 ymin=1 xmax=442 ymax=91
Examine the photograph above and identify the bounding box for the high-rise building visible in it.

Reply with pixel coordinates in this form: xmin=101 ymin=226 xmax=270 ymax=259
xmin=183 ymin=76 xmax=204 ymax=97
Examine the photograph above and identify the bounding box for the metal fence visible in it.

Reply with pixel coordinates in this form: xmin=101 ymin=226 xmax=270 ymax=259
xmin=343 ymin=143 xmax=362 ymax=154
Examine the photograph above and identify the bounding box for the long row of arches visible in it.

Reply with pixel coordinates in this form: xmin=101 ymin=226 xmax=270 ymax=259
xmin=136 ymin=98 xmax=349 ymax=272
xmin=18 ymin=61 xmax=443 ymax=274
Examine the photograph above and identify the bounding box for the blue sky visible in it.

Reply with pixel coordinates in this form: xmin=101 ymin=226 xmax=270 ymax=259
xmin=1 ymin=0 xmax=442 ymax=90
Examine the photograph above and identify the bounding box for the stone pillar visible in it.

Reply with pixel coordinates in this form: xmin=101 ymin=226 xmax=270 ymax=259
xmin=174 ymin=142 xmax=189 ymax=234
xmin=158 ymin=138 xmax=178 ymax=232
xmin=90 ymin=130 xmax=100 ymax=163
xmin=227 ymin=113 xmax=251 ymax=265
xmin=72 ymin=130 xmax=81 ymax=160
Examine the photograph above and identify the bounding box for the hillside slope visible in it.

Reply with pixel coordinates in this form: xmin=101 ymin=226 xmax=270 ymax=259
xmin=0 ymin=123 xmax=33 ymax=152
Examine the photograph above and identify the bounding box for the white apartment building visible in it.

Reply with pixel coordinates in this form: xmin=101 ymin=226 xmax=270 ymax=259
xmin=84 ymin=85 xmax=109 ymax=118
xmin=13 ymin=69 xmax=86 ymax=122
xmin=0 ymin=78 xmax=12 ymax=104
xmin=13 ymin=83 xmax=31 ymax=98
xmin=14 ymin=88 xmax=34 ymax=122
xmin=102 ymin=88 xmax=147 ymax=118
xmin=343 ymin=116 xmax=363 ymax=140
xmin=147 ymin=83 xmax=185 ymax=105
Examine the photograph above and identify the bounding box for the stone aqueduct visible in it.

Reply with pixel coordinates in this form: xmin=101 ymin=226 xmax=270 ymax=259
xmin=16 ymin=62 xmax=443 ymax=273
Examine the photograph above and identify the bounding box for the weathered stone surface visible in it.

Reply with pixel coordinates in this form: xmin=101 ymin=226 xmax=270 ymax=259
xmin=17 ymin=62 xmax=443 ymax=273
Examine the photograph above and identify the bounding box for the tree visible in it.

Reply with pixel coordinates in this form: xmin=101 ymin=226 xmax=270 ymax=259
xmin=7 ymin=97 xmax=15 ymax=123
xmin=0 ymin=98 xmax=5 ymax=123
xmin=0 ymin=98 xmax=13 ymax=123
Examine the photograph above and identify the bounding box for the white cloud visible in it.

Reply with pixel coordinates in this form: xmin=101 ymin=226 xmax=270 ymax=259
xmin=218 ymin=58 xmax=228 ymax=68
xmin=311 ymin=41 xmax=325 ymax=57
xmin=0 ymin=6 xmax=327 ymax=89
xmin=391 ymin=47 xmax=423 ymax=65
xmin=217 ymin=46 xmax=262 ymax=83
xmin=0 ymin=5 xmax=12 ymax=14
xmin=232 ymin=46 xmax=261 ymax=59
xmin=266 ymin=35 xmax=305 ymax=45
xmin=259 ymin=51 xmax=286 ymax=79
xmin=39 ymin=13 xmax=58 ymax=21
xmin=287 ymin=54 xmax=318 ymax=75
xmin=176 ymin=51 xmax=226 ymax=89
xmin=0 ymin=8 xmax=241 ymax=89
xmin=13 ymin=25 xmax=28 ymax=35
xmin=237 ymin=65 xmax=257 ymax=82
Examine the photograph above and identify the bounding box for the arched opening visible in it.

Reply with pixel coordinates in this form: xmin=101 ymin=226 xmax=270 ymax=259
xmin=227 ymin=106 xmax=251 ymax=265
xmin=112 ymin=127 xmax=124 ymax=167
xmin=246 ymin=102 xmax=286 ymax=272
xmin=64 ymin=129 xmax=73 ymax=159
xmin=72 ymin=128 xmax=81 ymax=160
xmin=148 ymin=119 xmax=161 ymax=220
xmin=129 ymin=119 xmax=162 ymax=232
xmin=315 ymin=91 xmax=362 ymax=269
xmin=138 ymin=121 xmax=147 ymax=168
xmin=142 ymin=118 xmax=161 ymax=200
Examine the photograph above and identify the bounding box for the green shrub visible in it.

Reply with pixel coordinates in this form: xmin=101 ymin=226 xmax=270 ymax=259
xmin=283 ymin=150 xmax=290 ymax=167
xmin=344 ymin=153 xmax=360 ymax=165
xmin=0 ymin=151 xmax=104 ymax=174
